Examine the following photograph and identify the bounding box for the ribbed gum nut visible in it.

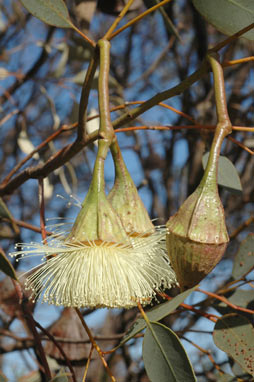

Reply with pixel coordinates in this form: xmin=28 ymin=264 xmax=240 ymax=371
xmin=108 ymin=143 xmax=154 ymax=235
xmin=69 ymin=186 xmax=129 ymax=244
xmin=166 ymin=171 xmax=229 ymax=291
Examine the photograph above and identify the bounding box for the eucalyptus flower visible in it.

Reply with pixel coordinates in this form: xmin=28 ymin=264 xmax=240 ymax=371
xmin=11 ymin=140 xmax=176 ymax=309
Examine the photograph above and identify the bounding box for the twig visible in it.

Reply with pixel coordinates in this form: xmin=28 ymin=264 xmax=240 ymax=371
xmin=112 ymin=60 xmax=210 ymax=129
xmin=197 ymin=288 xmax=254 ymax=315
xmin=182 ymin=336 xmax=225 ymax=374
xmin=1 ymin=122 xmax=76 ymax=186
xmin=158 ymin=292 xmax=218 ymax=322
xmin=109 ymin=0 xmax=173 ymax=40
xmin=227 ymin=136 xmax=254 ymax=155
xmin=35 ymin=320 xmax=77 ymax=382
xmin=210 ymin=23 xmax=254 ymax=53
xmin=22 ymin=300 xmax=52 ymax=379
xmin=82 ymin=345 xmax=94 ymax=382
xmin=11 ymin=281 xmax=52 ymax=380
xmin=78 ymin=47 xmax=100 ymax=141
xmin=70 ymin=23 xmax=96 ymax=48
xmin=230 ymin=216 xmax=254 ymax=239
xmin=75 ymin=309 xmax=116 ymax=382
xmin=223 ymin=56 xmax=254 ymax=67
xmin=0 ymin=109 xmax=19 ymax=127
xmin=103 ymin=0 xmax=136 ymax=40
xmin=39 ymin=178 xmax=47 ymax=244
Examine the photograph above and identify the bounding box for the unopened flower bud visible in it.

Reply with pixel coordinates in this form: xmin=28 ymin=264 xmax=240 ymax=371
xmin=166 ymin=131 xmax=229 ymax=290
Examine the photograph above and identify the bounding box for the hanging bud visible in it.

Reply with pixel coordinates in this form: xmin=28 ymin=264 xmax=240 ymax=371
xmin=108 ymin=140 xmax=154 ymax=235
xmin=166 ymin=52 xmax=232 ymax=291
xmin=166 ymin=163 xmax=229 ymax=290
xmin=107 ymin=139 xmax=176 ymax=291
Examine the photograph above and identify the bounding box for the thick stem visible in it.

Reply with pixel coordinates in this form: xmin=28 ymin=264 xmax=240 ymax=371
xmin=97 ymin=39 xmax=115 ymax=143
xmin=201 ymin=53 xmax=232 ymax=186
xmin=88 ymin=40 xmax=115 ymax=195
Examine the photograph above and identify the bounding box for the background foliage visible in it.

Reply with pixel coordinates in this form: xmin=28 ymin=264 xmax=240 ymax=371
xmin=0 ymin=0 xmax=254 ymax=381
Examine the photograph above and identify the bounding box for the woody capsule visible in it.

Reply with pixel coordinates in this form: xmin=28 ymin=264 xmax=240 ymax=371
xmin=166 ymin=53 xmax=232 ymax=291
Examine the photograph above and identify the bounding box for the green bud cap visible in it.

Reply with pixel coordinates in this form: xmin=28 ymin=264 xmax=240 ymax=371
xmin=69 ymin=187 xmax=129 ymax=244
xmin=108 ymin=141 xmax=154 ymax=235
xmin=68 ymin=139 xmax=129 ymax=245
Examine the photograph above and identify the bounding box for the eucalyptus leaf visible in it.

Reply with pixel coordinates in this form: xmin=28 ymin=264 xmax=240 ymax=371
xmin=213 ymin=313 xmax=254 ymax=376
xmin=143 ymin=322 xmax=196 ymax=382
xmin=192 ymin=0 xmax=254 ymax=41
xmin=0 ymin=247 xmax=17 ymax=280
xmin=202 ymin=153 xmax=242 ymax=194
xmin=120 ymin=286 xmax=196 ymax=346
xmin=20 ymin=0 xmax=73 ymax=28
xmin=232 ymin=234 xmax=254 ymax=279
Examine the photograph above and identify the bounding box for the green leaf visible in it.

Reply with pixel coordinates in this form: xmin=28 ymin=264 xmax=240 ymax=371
xmin=0 ymin=247 xmax=17 ymax=280
xmin=213 ymin=313 xmax=254 ymax=377
xmin=202 ymin=153 xmax=242 ymax=194
xmin=192 ymin=0 xmax=254 ymax=41
xmin=120 ymin=286 xmax=196 ymax=346
xmin=143 ymin=322 xmax=196 ymax=382
xmin=232 ymin=234 xmax=254 ymax=279
xmin=20 ymin=0 xmax=73 ymax=28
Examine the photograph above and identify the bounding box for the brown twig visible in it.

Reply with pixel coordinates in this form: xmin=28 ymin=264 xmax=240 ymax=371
xmin=1 ymin=123 xmax=76 ymax=186
xmin=2 ymin=217 xmax=52 ymax=235
xmin=227 ymin=136 xmax=254 ymax=155
xmin=210 ymin=23 xmax=254 ymax=53
xmin=10 ymin=281 xmax=52 ymax=380
xmin=75 ymin=309 xmax=116 ymax=382
xmin=223 ymin=56 xmax=254 ymax=67
xmin=0 ymin=109 xmax=19 ymax=127
xmin=230 ymin=216 xmax=254 ymax=239
xmin=158 ymin=292 xmax=218 ymax=322
xmin=109 ymin=0 xmax=173 ymax=40
xmin=197 ymin=288 xmax=254 ymax=315
xmin=39 ymin=178 xmax=47 ymax=244
xmin=103 ymin=0 xmax=136 ymax=40
xmin=35 ymin=320 xmax=77 ymax=382
xmin=181 ymin=336 xmax=225 ymax=374
xmin=82 ymin=345 xmax=94 ymax=382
